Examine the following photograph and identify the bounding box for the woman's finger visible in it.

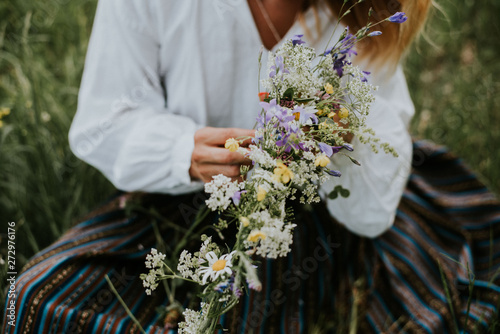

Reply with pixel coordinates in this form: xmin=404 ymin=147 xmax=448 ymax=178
xmin=200 ymin=127 xmax=255 ymax=145
xmin=193 ymin=146 xmax=252 ymax=165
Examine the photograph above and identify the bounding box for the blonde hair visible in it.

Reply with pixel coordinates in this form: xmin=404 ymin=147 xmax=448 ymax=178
xmin=306 ymin=0 xmax=432 ymax=67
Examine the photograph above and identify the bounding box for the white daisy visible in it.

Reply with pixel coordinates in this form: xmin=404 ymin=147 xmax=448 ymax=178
xmin=198 ymin=251 xmax=236 ymax=285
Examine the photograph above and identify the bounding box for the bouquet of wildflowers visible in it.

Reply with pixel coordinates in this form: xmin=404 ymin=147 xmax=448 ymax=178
xmin=141 ymin=8 xmax=407 ymax=333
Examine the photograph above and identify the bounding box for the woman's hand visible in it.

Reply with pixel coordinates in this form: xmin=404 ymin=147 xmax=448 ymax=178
xmin=189 ymin=127 xmax=255 ymax=183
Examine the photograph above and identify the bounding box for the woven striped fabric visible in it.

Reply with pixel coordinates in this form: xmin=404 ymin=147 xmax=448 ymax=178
xmin=3 ymin=140 xmax=500 ymax=333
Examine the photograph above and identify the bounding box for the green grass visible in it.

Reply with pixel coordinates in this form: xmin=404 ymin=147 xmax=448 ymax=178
xmin=0 ymin=0 xmax=499 ymax=329
xmin=0 ymin=0 xmax=113 ymax=281
xmin=405 ymin=0 xmax=500 ymax=192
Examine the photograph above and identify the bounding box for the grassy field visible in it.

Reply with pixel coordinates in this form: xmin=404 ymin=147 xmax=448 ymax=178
xmin=0 ymin=0 xmax=499 ymax=329
xmin=405 ymin=1 xmax=500 ymax=194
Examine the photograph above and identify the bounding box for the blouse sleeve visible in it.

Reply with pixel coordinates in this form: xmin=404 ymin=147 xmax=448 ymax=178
xmin=69 ymin=0 xmax=203 ymax=194
xmin=320 ymin=66 xmax=414 ymax=238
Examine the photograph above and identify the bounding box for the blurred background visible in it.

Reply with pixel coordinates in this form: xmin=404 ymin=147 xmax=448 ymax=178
xmin=0 ymin=0 xmax=499 ymax=301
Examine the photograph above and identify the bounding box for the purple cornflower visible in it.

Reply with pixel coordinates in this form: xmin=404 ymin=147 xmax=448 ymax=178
xmin=388 ymin=12 xmax=407 ymax=23
xmin=214 ymin=282 xmax=228 ymax=293
xmin=291 ymin=34 xmax=306 ymax=46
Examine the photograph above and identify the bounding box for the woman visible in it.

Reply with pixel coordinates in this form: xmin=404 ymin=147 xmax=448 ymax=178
xmin=4 ymin=0 xmax=500 ymax=332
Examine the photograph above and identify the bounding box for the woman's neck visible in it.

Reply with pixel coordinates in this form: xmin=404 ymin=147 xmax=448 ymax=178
xmin=248 ymin=0 xmax=306 ymax=50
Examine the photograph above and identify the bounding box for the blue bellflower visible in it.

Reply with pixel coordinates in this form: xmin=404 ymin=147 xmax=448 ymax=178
xmin=318 ymin=142 xmax=334 ymax=157
xmin=327 ymin=170 xmax=342 ymax=177
xmin=388 ymin=12 xmax=407 ymax=23
xmin=269 ymin=55 xmax=289 ymax=78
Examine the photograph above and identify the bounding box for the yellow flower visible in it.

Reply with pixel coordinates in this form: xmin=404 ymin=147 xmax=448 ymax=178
xmin=318 ymin=121 xmax=329 ymax=130
xmin=327 ymin=111 xmax=336 ymax=119
xmin=324 ymin=83 xmax=334 ymax=95
xmin=315 ymin=154 xmax=330 ymax=167
xmin=257 ymin=186 xmax=267 ymax=201
xmin=273 ymin=162 xmax=293 ymax=184
xmin=339 ymin=107 xmax=349 ymax=119
xmin=247 ymin=230 xmax=267 ymax=242
xmin=0 ymin=107 xmax=11 ymax=118
xmin=240 ymin=217 xmax=250 ymax=227
xmin=224 ymin=138 xmax=239 ymax=152
xmin=316 ymin=107 xmax=330 ymax=117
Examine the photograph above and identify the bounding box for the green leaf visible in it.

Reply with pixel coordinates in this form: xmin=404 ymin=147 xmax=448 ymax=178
xmin=328 ymin=189 xmax=339 ymax=200
xmin=331 ymin=185 xmax=350 ymax=199
xmin=340 ymin=189 xmax=350 ymax=198
xmin=283 ymin=87 xmax=294 ymax=100
xmin=294 ymin=97 xmax=315 ymax=103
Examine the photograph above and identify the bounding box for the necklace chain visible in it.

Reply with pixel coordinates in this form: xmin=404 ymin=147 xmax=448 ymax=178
xmin=255 ymin=0 xmax=282 ymax=44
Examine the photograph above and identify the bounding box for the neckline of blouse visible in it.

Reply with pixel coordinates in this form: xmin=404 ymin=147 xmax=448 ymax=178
xmin=239 ymin=0 xmax=334 ymax=53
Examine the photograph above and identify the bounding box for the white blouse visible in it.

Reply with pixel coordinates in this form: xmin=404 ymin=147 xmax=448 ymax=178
xmin=69 ymin=0 xmax=414 ymax=238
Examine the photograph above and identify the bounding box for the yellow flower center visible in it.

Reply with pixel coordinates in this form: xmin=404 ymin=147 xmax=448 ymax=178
xmin=247 ymin=231 xmax=267 ymax=242
xmin=224 ymin=138 xmax=240 ymax=152
xmin=212 ymin=259 xmax=227 ymax=271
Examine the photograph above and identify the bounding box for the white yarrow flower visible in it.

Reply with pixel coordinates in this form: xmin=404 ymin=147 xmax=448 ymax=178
xmin=178 ymin=302 xmax=210 ymax=334
xmin=205 ymin=175 xmax=241 ymax=211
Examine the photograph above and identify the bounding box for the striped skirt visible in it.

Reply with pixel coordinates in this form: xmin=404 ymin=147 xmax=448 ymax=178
xmin=3 ymin=140 xmax=500 ymax=333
